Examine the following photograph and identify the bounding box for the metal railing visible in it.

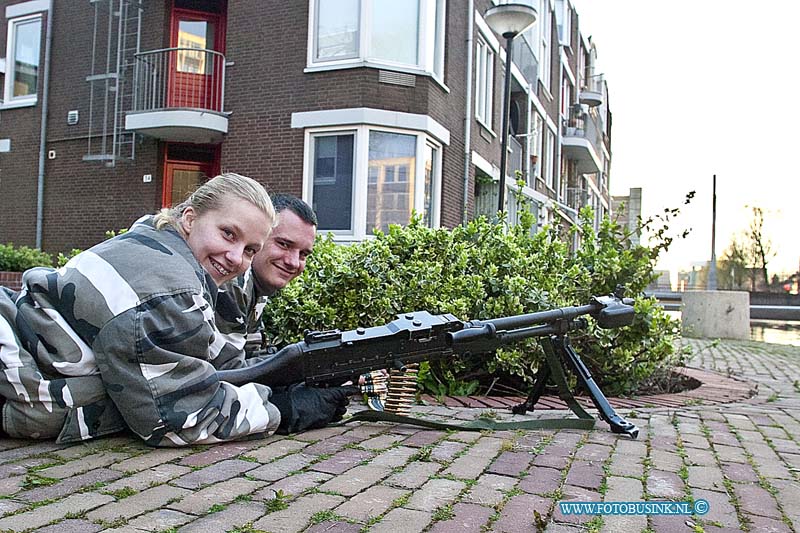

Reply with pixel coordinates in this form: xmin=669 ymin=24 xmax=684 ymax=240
xmin=562 ymin=107 xmax=604 ymax=159
xmin=133 ymin=47 xmax=226 ymax=113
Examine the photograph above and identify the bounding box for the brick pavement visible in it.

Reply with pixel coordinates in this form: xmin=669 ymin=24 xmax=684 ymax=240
xmin=0 ymin=338 xmax=797 ymax=532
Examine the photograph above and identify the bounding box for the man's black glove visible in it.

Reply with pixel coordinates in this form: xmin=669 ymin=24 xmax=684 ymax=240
xmin=270 ymin=383 xmax=358 ymax=434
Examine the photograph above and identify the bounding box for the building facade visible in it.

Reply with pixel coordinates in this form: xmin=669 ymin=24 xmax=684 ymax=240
xmin=0 ymin=0 xmax=612 ymax=254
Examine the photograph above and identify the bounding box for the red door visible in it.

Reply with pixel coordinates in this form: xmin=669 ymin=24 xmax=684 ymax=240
xmin=162 ymin=143 xmax=220 ymax=207
xmin=169 ymin=8 xmax=225 ymax=110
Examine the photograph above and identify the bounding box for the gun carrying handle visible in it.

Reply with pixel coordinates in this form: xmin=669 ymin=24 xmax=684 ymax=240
xmin=217 ymin=344 xmax=305 ymax=386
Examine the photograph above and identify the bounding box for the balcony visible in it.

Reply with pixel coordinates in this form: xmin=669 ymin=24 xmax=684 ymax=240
xmin=561 ymin=108 xmax=603 ymax=174
xmin=125 ymin=48 xmax=228 ymax=143
xmin=579 ymin=74 xmax=605 ymax=108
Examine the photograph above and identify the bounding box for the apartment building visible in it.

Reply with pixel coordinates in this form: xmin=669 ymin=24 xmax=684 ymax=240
xmin=0 ymin=0 xmax=612 ymax=254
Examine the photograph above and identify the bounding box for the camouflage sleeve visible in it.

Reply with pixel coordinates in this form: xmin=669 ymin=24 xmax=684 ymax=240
xmin=92 ymin=290 xmax=281 ymax=447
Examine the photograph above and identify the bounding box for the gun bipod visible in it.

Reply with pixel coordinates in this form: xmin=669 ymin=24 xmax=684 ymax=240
xmin=512 ymin=334 xmax=639 ymax=439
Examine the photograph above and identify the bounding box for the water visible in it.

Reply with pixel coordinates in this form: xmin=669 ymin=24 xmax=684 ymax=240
xmin=666 ymin=311 xmax=800 ymax=346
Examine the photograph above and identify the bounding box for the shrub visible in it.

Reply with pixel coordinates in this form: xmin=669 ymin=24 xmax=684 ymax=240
xmin=262 ymin=209 xmax=684 ymax=396
xmin=0 ymin=243 xmax=53 ymax=271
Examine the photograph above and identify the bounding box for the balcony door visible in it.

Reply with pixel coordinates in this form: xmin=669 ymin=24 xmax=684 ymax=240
xmin=169 ymin=7 xmax=226 ymax=110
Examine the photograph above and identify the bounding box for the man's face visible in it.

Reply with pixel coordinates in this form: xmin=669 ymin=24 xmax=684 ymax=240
xmin=252 ymin=210 xmax=316 ymax=292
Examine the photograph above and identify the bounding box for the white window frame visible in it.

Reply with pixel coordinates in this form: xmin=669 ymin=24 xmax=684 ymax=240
xmin=543 ymin=127 xmax=555 ymax=191
xmin=539 ymin=0 xmax=552 ymax=93
xmin=474 ymin=35 xmax=494 ymax=132
xmin=304 ymin=124 xmax=443 ymax=240
xmin=307 ymin=0 xmax=447 ymax=86
xmin=2 ymin=12 xmax=42 ymax=108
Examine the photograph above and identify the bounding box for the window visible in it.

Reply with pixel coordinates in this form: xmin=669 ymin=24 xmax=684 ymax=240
xmin=539 ymin=0 xmax=551 ymax=92
xmin=3 ymin=13 xmax=42 ymax=106
xmin=475 ymin=36 xmax=493 ymax=130
xmin=307 ymin=126 xmax=441 ymax=238
xmin=543 ymin=128 xmax=555 ymax=190
xmin=309 ymin=0 xmax=446 ymax=81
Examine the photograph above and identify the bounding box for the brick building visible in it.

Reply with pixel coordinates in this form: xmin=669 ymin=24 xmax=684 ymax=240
xmin=0 ymin=0 xmax=612 ymax=254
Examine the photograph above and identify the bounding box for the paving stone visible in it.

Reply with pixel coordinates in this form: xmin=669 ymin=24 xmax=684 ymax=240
xmin=442 ymin=437 xmax=503 ymax=479
xmin=464 ymin=473 xmax=518 ymax=506
xmin=110 ymin=448 xmax=190 ymax=473
xmin=720 ymin=461 xmax=759 ymax=483
xmin=713 ymin=443 xmax=748 ymax=463
xmin=305 ymin=522 xmax=362 ymax=533
xmin=311 ymin=448 xmax=374 ymax=475
xmin=691 ymin=487 xmax=739 ymax=528
xmin=0 ymin=492 xmax=114 ymax=532
xmin=0 ymin=499 xmax=26 ymax=515
xmin=650 ymin=449 xmax=684 ymax=471
xmin=368 ymin=507 xmax=431 ymax=533
xmin=687 ymin=465 xmax=726 ymax=491
xmin=35 ymin=452 xmax=128 ymax=479
xmin=601 ymin=476 xmax=647 ymax=533
xmin=402 ymin=430 xmax=446 ymax=447
xmin=680 ymin=433 xmax=709 ymax=449
xmin=176 ymin=501 xmax=267 ymax=533
xmin=168 ymin=477 xmax=266 ymax=515
xmin=649 ymin=514 xmax=702 ymax=532
xmin=302 ymin=434 xmax=362 ymax=455
xmin=574 ymin=443 xmax=612 ymax=462
xmin=769 ymin=437 xmax=800 ymax=454
xmin=87 ymin=484 xmax=192 ymax=522
xmin=752 ymin=455 xmax=794 ymax=479
xmin=683 ymin=447 xmax=717 ymax=467
xmin=369 ymin=445 xmax=417 ymax=467
xmin=359 ymin=433 xmax=406 ymax=450
xmin=448 ymin=431 xmax=483 ymax=443
xmin=406 ymin=478 xmax=466 ymax=511
xmin=532 ymin=445 xmax=572 ymax=470
xmin=0 ymin=456 xmax=50 ymax=478
xmin=709 ymin=431 xmax=741 ymax=447
xmin=317 ymin=464 xmax=390 ymax=496
xmin=0 ymin=441 xmax=65 ymax=463
xmin=553 ymin=485 xmax=601 ymax=526
xmin=251 ymin=492 xmax=345 ymax=533
xmin=647 ymin=469 xmax=685 ymax=499
xmin=734 ymin=484 xmax=782 ymax=519
xmin=246 ymin=453 xmax=315 ymax=482
xmin=334 ymin=484 xmax=408 ymax=521
xmin=291 ymin=425 xmax=350 ymax=442
xmin=32 ymin=518 xmax=103 ymax=533
xmin=179 ymin=440 xmax=263 ymax=467
xmin=123 ymin=509 xmax=194 ymax=532
xmin=253 ymin=471 xmax=333 ymax=499
xmin=518 ymin=465 xmax=562 ymax=496
xmin=771 ymin=479 xmax=800 ymax=525
xmin=429 ymin=502 xmax=494 ymax=533
xmin=172 ymin=458 xmax=259 ymax=489
xmin=743 ymin=515 xmax=793 ymax=533
xmin=19 ymin=467 xmax=123 ymax=503
xmin=430 ymin=439 xmax=468 ymax=462
xmin=492 ymin=493 xmax=552 ymax=532
xmin=564 ymin=460 xmax=603 ymax=490
xmin=101 ymin=463 xmax=192 ymax=493
xmin=385 ymin=460 xmax=441 ymax=489
xmin=244 ymin=438 xmax=308 ymax=462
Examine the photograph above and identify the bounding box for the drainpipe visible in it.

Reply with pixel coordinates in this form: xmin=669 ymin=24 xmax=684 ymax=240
xmin=35 ymin=0 xmax=54 ymax=249
xmin=461 ymin=0 xmax=474 ymax=225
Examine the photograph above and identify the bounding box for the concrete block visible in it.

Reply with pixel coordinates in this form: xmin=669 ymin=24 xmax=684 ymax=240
xmin=682 ymin=290 xmax=749 ymax=339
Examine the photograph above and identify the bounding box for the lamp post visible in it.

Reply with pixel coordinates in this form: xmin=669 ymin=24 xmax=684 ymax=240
xmin=484 ymin=3 xmax=537 ymax=214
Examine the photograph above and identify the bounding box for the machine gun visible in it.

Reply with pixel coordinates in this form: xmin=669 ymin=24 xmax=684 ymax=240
xmin=218 ymin=291 xmax=640 ymax=438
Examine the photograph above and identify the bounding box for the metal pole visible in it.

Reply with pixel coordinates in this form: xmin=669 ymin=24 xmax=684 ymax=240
xmin=497 ymin=34 xmax=515 ymax=214
xmin=708 ymin=174 xmax=718 ymax=290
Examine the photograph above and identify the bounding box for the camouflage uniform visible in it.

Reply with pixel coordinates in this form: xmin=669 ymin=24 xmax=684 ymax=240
xmin=216 ymin=271 xmax=270 ymax=354
xmin=0 ymin=217 xmax=281 ymax=446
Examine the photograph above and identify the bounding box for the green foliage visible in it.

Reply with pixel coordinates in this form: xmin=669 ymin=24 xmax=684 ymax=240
xmin=263 ymin=204 xmax=685 ymax=396
xmin=0 ymin=242 xmax=53 ymax=271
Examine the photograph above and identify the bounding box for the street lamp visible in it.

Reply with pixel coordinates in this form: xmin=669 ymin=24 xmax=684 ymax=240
xmin=484 ymin=3 xmax=537 ymax=214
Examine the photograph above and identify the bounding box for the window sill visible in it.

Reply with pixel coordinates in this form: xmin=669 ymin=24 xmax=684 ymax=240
xmin=0 ymin=98 xmax=37 ymax=110
xmin=305 ymin=60 xmax=449 ymax=93
xmin=476 ymin=119 xmax=496 ymax=138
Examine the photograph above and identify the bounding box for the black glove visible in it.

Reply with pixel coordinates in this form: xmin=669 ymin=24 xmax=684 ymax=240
xmin=270 ymin=383 xmax=358 ymax=434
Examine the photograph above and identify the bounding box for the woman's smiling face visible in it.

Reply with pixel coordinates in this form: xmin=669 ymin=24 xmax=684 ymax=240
xmin=181 ymin=197 xmax=271 ymax=286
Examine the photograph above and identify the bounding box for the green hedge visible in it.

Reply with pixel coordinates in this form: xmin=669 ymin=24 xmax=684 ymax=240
xmin=263 ymin=208 xmax=683 ymax=397
xmin=0 ymin=243 xmax=53 ymax=271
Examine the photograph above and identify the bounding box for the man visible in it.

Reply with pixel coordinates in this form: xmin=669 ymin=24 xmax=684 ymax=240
xmin=215 ymin=193 xmax=317 ymax=354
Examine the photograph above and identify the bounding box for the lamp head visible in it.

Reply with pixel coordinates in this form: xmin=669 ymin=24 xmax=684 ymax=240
xmin=484 ymin=3 xmax=538 ymax=39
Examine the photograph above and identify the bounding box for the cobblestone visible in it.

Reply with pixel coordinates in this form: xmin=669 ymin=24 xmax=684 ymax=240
xmin=0 ymin=338 xmax=795 ymax=532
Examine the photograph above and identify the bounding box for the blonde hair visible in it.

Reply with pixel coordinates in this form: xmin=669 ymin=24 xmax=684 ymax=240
xmin=154 ymin=173 xmax=275 ymax=232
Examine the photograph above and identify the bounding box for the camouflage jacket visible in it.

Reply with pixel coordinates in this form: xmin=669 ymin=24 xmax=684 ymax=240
xmin=216 ymin=271 xmax=270 ymax=353
xmin=0 ymin=217 xmax=281 ymax=446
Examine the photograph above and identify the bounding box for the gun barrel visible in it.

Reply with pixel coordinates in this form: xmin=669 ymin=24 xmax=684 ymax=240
xmin=480 ymin=303 xmax=597 ymax=331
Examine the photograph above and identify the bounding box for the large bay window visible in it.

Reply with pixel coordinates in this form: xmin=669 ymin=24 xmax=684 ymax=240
xmin=309 ymin=0 xmax=446 ymax=81
xmin=306 ymin=125 xmax=442 ymax=239
xmin=2 ymin=13 xmax=42 ymax=107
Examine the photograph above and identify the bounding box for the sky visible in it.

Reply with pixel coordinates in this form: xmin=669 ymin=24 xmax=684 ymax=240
xmin=569 ymin=0 xmax=800 ymax=281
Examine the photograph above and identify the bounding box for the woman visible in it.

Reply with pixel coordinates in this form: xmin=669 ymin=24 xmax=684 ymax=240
xmin=0 ymin=173 xmax=350 ymax=446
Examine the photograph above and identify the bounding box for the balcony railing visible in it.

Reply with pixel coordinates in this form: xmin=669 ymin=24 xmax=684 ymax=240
xmin=508 ymin=135 xmax=524 ymax=179
xmin=133 ymin=47 xmax=226 ymax=113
